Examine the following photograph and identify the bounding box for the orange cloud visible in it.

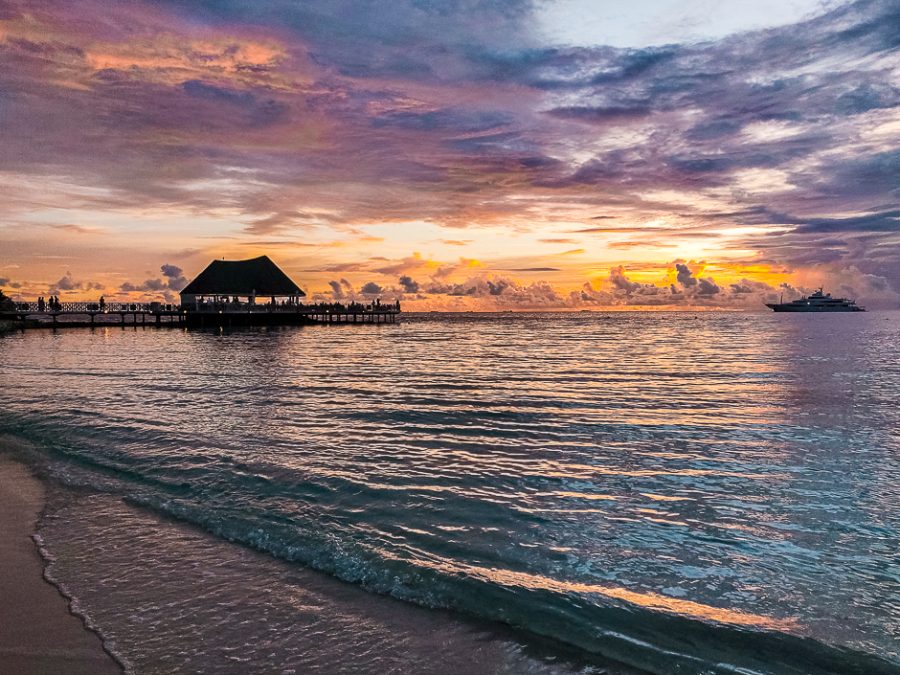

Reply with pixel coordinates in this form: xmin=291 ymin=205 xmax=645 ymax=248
xmin=85 ymin=37 xmax=290 ymax=85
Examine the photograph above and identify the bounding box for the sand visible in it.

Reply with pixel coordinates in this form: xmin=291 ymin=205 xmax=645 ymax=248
xmin=0 ymin=456 xmax=121 ymax=674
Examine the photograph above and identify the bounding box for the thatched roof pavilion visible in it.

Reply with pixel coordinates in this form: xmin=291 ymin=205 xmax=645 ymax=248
xmin=180 ymin=256 xmax=305 ymax=305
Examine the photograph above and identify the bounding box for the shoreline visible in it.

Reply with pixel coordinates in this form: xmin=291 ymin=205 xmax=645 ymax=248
xmin=0 ymin=436 xmax=635 ymax=674
xmin=0 ymin=454 xmax=121 ymax=674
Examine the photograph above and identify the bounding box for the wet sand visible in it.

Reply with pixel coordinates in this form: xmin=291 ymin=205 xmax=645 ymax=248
xmin=0 ymin=455 xmax=121 ymax=674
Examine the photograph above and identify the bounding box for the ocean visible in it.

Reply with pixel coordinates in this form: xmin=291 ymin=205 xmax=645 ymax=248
xmin=1 ymin=312 xmax=898 ymax=674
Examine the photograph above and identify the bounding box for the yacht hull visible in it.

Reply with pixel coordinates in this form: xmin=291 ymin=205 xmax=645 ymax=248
xmin=766 ymin=304 xmax=865 ymax=312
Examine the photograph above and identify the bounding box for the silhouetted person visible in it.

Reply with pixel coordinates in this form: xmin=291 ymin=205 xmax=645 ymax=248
xmin=99 ymin=296 xmax=106 ymax=311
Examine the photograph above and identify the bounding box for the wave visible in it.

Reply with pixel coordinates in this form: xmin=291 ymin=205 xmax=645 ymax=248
xmin=31 ymin=532 xmax=134 ymax=674
xmin=3 ymin=425 xmax=897 ymax=675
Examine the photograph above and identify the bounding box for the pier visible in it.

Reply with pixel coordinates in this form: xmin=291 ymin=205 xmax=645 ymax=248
xmin=2 ymin=300 xmax=400 ymax=329
xmin=1 ymin=256 xmax=400 ymax=330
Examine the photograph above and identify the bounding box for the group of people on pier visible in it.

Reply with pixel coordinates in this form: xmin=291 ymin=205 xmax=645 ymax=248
xmin=307 ymin=299 xmax=401 ymax=313
xmin=37 ymin=296 xmax=62 ymax=312
xmin=191 ymin=297 xmax=401 ymax=313
xmin=31 ymin=296 xmax=107 ymax=313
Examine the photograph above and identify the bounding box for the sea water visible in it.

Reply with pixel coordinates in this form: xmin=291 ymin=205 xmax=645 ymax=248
xmin=1 ymin=312 xmax=898 ymax=674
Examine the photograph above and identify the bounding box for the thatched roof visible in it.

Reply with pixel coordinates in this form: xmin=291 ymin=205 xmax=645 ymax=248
xmin=180 ymin=256 xmax=305 ymax=297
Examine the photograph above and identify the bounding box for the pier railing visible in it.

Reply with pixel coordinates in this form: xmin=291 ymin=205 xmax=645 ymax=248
xmin=12 ymin=301 xmax=179 ymax=313
xmin=10 ymin=301 xmax=400 ymax=315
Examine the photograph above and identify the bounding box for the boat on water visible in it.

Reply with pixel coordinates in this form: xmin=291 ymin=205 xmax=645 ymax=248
xmin=766 ymin=288 xmax=865 ymax=312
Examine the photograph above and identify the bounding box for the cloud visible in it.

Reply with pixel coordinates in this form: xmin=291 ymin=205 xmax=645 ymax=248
xmin=545 ymin=105 xmax=652 ymax=124
xmin=398 ymin=275 xmax=420 ymax=293
xmin=0 ymin=0 xmax=898 ymax=306
xmin=120 ymin=279 xmax=166 ymax=292
xmin=55 ymin=273 xmax=79 ymax=291
xmin=697 ymin=277 xmax=720 ymax=296
xmin=49 ymin=224 xmax=104 ymax=234
xmin=50 ymin=272 xmax=104 ymax=293
xmin=675 ymin=263 xmax=698 ymax=288
xmin=328 ymin=279 xmax=344 ymax=299
xmin=609 ymin=265 xmax=641 ymax=293
xmin=360 ymin=281 xmax=384 ymax=295
xmin=325 ymin=278 xmax=354 ymax=299
xmin=160 ymin=263 xmax=188 ymax=289
xmin=120 ymin=264 xmax=188 ymax=294
xmin=505 ymin=267 xmax=560 ymax=272
xmin=422 ymin=275 xmax=566 ymax=307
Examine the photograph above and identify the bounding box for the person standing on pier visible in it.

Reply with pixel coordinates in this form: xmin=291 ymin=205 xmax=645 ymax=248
xmin=38 ymin=296 xmax=45 ymax=312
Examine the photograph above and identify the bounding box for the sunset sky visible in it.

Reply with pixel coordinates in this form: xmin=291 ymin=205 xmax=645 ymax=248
xmin=1 ymin=0 xmax=898 ymax=309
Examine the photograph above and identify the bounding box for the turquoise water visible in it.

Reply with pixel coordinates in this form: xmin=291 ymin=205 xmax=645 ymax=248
xmin=1 ymin=312 xmax=898 ymax=673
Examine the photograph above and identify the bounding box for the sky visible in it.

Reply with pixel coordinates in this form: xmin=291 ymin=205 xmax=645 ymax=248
xmin=1 ymin=0 xmax=898 ymax=310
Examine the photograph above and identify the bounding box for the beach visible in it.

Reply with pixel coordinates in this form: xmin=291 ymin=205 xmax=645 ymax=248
xmin=0 ymin=453 xmax=120 ymax=674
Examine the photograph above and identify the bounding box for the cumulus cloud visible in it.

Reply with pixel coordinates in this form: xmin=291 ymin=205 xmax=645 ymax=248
xmin=120 ymin=279 xmax=165 ymax=292
xmin=609 ymin=265 xmax=641 ymax=293
xmin=328 ymin=280 xmax=345 ymax=299
xmin=398 ymin=275 xmax=420 ymax=293
xmin=675 ymin=263 xmax=698 ymax=288
xmin=55 ymin=273 xmax=79 ymax=291
xmin=697 ymin=278 xmax=720 ymax=296
xmin=328 ymin=278 xmax=353 ymax=299
xmin=50 ymin=272 xmax=104 ymax=293
xmin=160 ymin=264 xmax=188 ymax=290
xmin=120 ymin=264 xmax=187 ymax=295
xmin=360 ymin=281 xmax=384 ymax=295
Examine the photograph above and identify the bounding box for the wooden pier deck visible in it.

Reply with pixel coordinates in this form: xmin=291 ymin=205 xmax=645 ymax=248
xmin=2 ymin=301 xmax=400 ymax=329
